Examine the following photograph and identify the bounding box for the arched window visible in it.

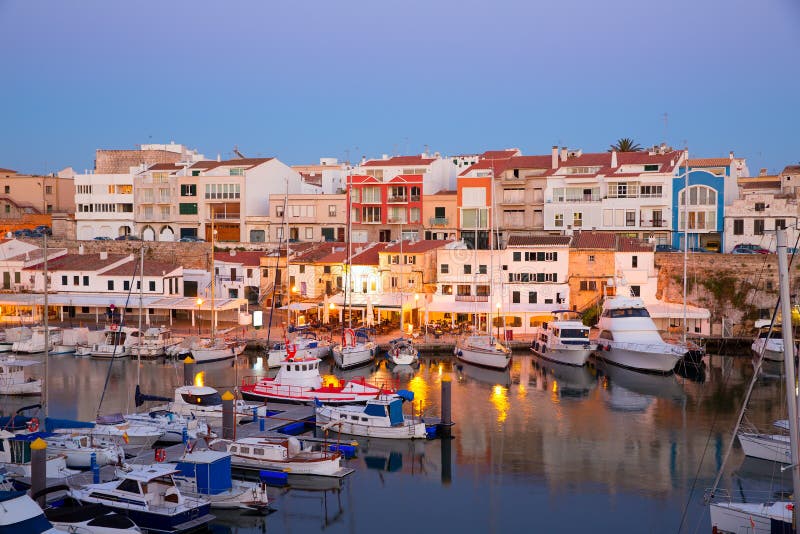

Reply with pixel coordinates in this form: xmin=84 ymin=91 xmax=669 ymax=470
xmin=679 ymin=185 xmax=717 ymax=207
xmin=679 ymin=185 xmax=718 ymax=231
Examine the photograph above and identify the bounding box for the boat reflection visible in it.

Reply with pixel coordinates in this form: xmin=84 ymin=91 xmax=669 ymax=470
xmin=729 ymin=456 xmax=793 ymax=503
xmin=454 ymin=360 xmax=511 ymax=388
xmin=531 ymin=354 xmax=597 ymax=398
xmin=359 ymin=438 xmax=426 ymax=474
xmin=596 ymin=361 xmax=686 ymax=412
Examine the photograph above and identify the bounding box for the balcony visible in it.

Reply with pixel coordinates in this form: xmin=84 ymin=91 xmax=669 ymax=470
xmin=387 ymin=196 xmax=408 ymax=204
xmin=211 ymin=212 xmax=241 ymax=220
xmin=640 ymin=219 xmax=666 ymax=228
xmin=552 ymin=195 xmax=602 ymax=203
xmin=455 ymin=295 xmax=489 ymax=302
xmin=410 ymin=195 xmax=420 ymax=202
xmin=429 ymin=217 xmax=449 ymax=226
xmin=387 ymin=217 xmax=408 ymax=224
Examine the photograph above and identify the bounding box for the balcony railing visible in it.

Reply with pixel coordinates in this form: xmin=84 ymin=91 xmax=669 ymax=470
xmin=455 ymin=295 xmax=489 ymax=302
xmin=387 ymin=196 xmax=408 ymax=203
xmin=553 ymin=196 xmax=602 ymax=203
xmin=640 ymin=219 xmax=666 ymax=228
xmin=387 ymin=217 xmax=408 ymax=224
xmin=429 ymin=217 xmax=449 ymax=226
xmin=410 ymin=195 xmax=420 ymax=202
xmin=211 ymin=213 xmax=241 ymax=220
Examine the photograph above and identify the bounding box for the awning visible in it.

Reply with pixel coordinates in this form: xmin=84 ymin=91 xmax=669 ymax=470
xmin=0 ymin=292 xmax=247 ymax=312
xmin=644 ymin=300 xmax=711 ymax=320
xmin=279 ymin=302 xmax=318 ymax=311
xmin=329 ymin=293 xmax=411 ymax=310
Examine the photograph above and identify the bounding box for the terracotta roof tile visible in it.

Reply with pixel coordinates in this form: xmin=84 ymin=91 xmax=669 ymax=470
xmin=0 ymin=168 xmax=17 ymax=174
xmin=617 ymin=237 xmax=654 ymax=253
xmin=506 ymin=235 xmax=571 ymax=247
xmin=147 ymin=163 xmax=184 ymax=171
xmin=382 ymin=240 xmax=453 ymax=254
xmin=480 ymin=149 xmax=520 ymax=160
xmin=571 ymin=231 xmax=616 ymax=250
xmin=350 ymin=243 xmax=389 ymax=265
xmin=188 ymin=158 xmax=273 ymax=172
xmin=104 ymin=260 xmax=181 ymax=276
xmin=293 ymin=242 xmax=344 ymax=263
xmin=361 ymin=156 xmax=436 ymax=167
xmin=213 ymin=251 xmax=265 ymax=266
xmin=25 ymin=253 xmax=129 ymax=272
xmin=687 ymin=158 xmax=731 ymax=167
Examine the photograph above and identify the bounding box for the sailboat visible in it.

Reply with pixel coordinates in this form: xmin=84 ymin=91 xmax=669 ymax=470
xmin=455 ymin=167 xmax=511 ymax=370
xmin=709 ymin=229 xmax=798 ymax=533
xmin=190 ymin=211 xmax=244 ymax=364
xmin=331 ymin=177 xmax=376 ymax=369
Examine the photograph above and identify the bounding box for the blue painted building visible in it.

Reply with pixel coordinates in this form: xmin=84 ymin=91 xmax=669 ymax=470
xmin=671 ymin=156 xmax=747 ymax=252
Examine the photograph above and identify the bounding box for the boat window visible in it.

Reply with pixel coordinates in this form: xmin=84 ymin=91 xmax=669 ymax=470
xmin=79 ymin=437 xmax=88 ymax=447
xmin=117 ymin=478 xmax=141 ymax=494
xmin=230 ymin=446 xmax=237 ymax=453
xmin=552 ymin=328 xmax=559 ymax=337
xmin=240 ymin=447 xmax=250 ymax=454
xmin=560 ymin=329 xmax=589 ymax=339
xmin=759 ymin=330 xmax=782 ymax=339
xmin=351 ymin=416 xmax=360 ymax=421
xmin=253 ymin=448 xmax=264 ymax=455
xmin=295 ymin=365 xmax=301 ymax=371
xmin=180 ymin=392 xmax=222 ymax=406
xmin=340 ymin=414 xmax=347 ymax=419
xmin=609 ymin=308 xmax=650 ymax=318
xmin=361 ymin=417 xmax=368 ymax=422
xmin=301 ymin=364 xmax=307 ymax=371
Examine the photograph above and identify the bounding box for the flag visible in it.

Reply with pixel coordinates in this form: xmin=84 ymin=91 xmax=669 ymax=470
xmin=313 ymin=397 xmax=322 ymax=407
xmin=122 ymin=432 xmax=129 ymax=445
xmin=749 ymin=516 xmax=755 ymax=529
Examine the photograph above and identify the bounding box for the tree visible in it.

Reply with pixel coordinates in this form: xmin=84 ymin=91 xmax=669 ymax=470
xmin=609 ymin=138 xmax=642 ymax=152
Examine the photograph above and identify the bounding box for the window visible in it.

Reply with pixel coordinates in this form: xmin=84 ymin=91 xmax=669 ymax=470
xmin=305 ymin=227 xmax=313 ymax=239
xmin=61 ymin=275 xmax=67 ymax=285
xmin=124 ymin=280 xmax=130 ymax=291
xmin=528 ymin=291 xmax=537 ymax=304
xmin=457 ymin=285 xmax=471 ymax=296
xmin=554 ymin=213 xmax=563 ymax=227
xmin=107 ymin=280 xmax=114 ymax=290
xmin=117 ymin=479 xmax=141 ymax=494
xmin=464 ymin=264 xmax=472 ymax=275
xmin=630 ymin=285 xmax=641 ymax=297
xmin=776 ymin=219 xmax=787 ymax=230
xmin=632 ymin=255 xmax=638 ymax=268
xmin=179 ymin=203 xmax=197 ymax=215
xmin=755 ymin=202 xmax=765 ymax=212
xmin=229 ymin=167 xmax=245 ymax=176
xmin=45 ymin=186 xmax=53 ymax=194
xmin=626 ymin=211 xmax=636 ymax=226
xmin=440 ymin=264 xmax=449 ymax=274
xmin=754 ymin=219 xmax=765 ymax=235
xmin=3 ymin=186 xmax=8 ymax=194
xmin=3 ymin=205 xmax=8 ymax=214
xmin=478 ymin=264 xmax=487 ymax=274
xmin=643 ymin=164 xmax=659 ymax=172
xmin=149 ymin=281 xmax=156 ymax=291
xmin=389 ymin=255 xmax=400 ymax=265
xmin=434 ymin=206 xmax=445 ymax=218
xmin=250 ymin=230 xmax=265 ymax=242
xmin=181 ymin=184 xmax=196 ymax=196
xmin=441 ymin=284 xmax=452 ymax=295
xmin=362 ymin=206 xmax=381 ymax=223
xmin=573 ymin=212 xmax=582 ymax=227
xmin=404 ymin=255 xmax=416 ymax=265
xmin=512 ymin=291 xmax=520 ymax=304
xmin=732 ymin=219 xmax=744 ymax=235
xmin=362 ymin=187 xmax=381 ymax=203
xmin=409 ymin=207 xmax=421 ymax=223
xmin=513 ymin=251 xmax=521 ymax=262
xmin=83 ymin=276 xmax=89 ymax=286
xmin=73 ymin=275 xmax=78 ymax=285
xmin=328 ymin=205 xmax=336 ymax=217
xmin=588 ymin=254 xmax=595 ymax=263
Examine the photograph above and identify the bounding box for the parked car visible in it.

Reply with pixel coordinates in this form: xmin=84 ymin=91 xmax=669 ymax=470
xmin=13 ymin=228 xmax=33 ymax=238
xmin=34 ymin=225 xmax=52 ymax=236
xmin=689 ymin=247 xmax=715 ymax=253
xmin=115 ymin=235 xmax=141 ymax=241
xmin=655 ymin=244 xmax=678 ymax=253
xmin=93 ymin=236 xmax=112 ymax=241
xmin=732 ymin=243 xmax=770 ymax=254
xmin=179 ymin=236 xmax=204 ymax=242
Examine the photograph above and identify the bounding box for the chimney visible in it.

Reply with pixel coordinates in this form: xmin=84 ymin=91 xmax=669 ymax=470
xmin=729 ymin=151 xmax=734 ymax=160
xmin=100 ymin=251 xmax=108 ymax=260
xmin=560 ymin=147 xmax=568 ymax=162
xmin=78 ymin=244 xmax=85 ymax=255
xmin=760 ymin=168 xmax=768 ymax=176
xmin=611 ymin=150 xmax=618 ymax=168
xmin=361 ymin=156 xmax=367 ymax=165
xmin=216 ymin=154 xmax=221 ymax=162
xmin=382 ymin=154 xmax=389 ymax=160
xmin=551 ymin=146 xmax=559 ymax=169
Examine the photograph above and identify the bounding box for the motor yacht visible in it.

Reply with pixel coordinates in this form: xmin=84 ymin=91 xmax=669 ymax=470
xmin=455 ymin=334 xmax=511 ymax=370
xmin=315 ymin=391 xmax=428 ymax=439
xmin=130 ymin=327 xmax=183 ymax=359
xmin=0 ymin=355 xmax=41 ymax=395
xmin=530 ymin=310 xmax=595 ymax=366
xmin=751 ymin=319 xmax=785 ymax=362
xmin=12 ymin=326 xmax=62 ymax=354
xmin=76 ymin=326 xmax=140 ymax=359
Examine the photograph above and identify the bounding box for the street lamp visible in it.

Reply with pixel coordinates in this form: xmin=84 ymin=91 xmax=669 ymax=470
xmin=196 ymin=298 xmax=203 ymax=335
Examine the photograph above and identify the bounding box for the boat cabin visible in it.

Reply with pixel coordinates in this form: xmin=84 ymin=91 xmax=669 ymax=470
xmin=90 ymin=466 xmax=184 ymax=508
xmin=601 ymin=307 xmax=650 ymax=318
xmin=175 ymin=386 xmax=223 ymax=407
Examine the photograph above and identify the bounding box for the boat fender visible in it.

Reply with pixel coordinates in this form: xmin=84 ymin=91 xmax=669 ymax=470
xmin=605 ymin=345 xmax=611 ymax=351
xmin=344 ymin=328 xmax=356 ymax=348
xmin=457 ymin=350 xmax=463 ymax=357
xmin=154 ymin=448 xmax=167 ymax=463
xmin=26 ymin=417 xmax=39 ymax=432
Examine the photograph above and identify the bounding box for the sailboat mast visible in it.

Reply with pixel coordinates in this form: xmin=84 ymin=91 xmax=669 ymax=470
xmin=284 ymin=183 xmax=290 ymax=328
xmin=346 ymin=177 xmax=352 ymax=331
xmin=43 ymin=231 xmax=49 ymax=418
xmin=682 ymin=149 xmax=689 ymax=344
xmin=137 ymin=245 xmax=144 ymax=384
xmin=777 ymin=229 xmax=800 ymax=514
xmin=210 ymin=209 xmax=216 ymax=341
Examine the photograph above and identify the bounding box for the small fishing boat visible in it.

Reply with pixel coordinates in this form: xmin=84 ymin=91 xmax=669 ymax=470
xmin=267 ymin=330 xmax=331 ymax=367
xmin=50 ymin=326 xmax=89 ymax=355
xmin=12 ymin=326 xmax=62 ymax=354
xmin=0 ymin=327 xmax=32 ymax=353
xmin=455 ymin=334 xmax=511 ymax=370
xmin=387 ymin=338 xmax=418 ymax=366
xmin=0 ymin=356 xmax=41 ymax=395
xmin=751 ymin=320 xmax=785 ymax=362
xmin=69 ymin=464 xmax=214 ymax=534
xmin=0 ymin=431 xmax=77 ymax=478
xmin=530 ymin=310 xmax=596 ymax=366
xmin=737 ymin=419 xmax=794 ymax=464
xmin=124 ymin=409 xmax=212 ymax=445
xmin=130 ymin=327 xmax=182 ymax=359
xmin=315 ymin=390 xmax=428 ymax=439
xmin=155 ymin=383 xmax=268 ymax=423
xmin=189 ymin=339 xmax=245 ymax=364
xmin=43 ymin=433 xmax=124 ymax=469
xmin=77 ymin=326 xmax=140 ymax=359
xmin=240 ymin=353 xmax=390 ymax=404
xmin=170 ymin=451 xmax=269 ymax=511
xmin=53 ymin=414 xmax=162 ymax=453
xmin=210 ymin=436 xmax=354 ymax=478
xmin=332 ymin=328 xmax=377 ymax=370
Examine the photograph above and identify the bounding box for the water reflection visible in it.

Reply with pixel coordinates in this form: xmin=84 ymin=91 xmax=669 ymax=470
xmin=530 ymin=355 xmax=596 ymax=399
xmin=454 ymin=361 xmax=511 ymax=388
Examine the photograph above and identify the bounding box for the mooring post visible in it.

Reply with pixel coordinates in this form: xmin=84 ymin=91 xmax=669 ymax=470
xmin=90 ymin=451 xmax=99 ymax=483
xmin=183 ymin=356 xmax=195 ymax=386
xmin=441 ymin=375 xmax=452 ymax=438
xmin=31 ymin=438 xmax=47 ymax=506
xmin=222 ymin=390 xmax=235 ymax=440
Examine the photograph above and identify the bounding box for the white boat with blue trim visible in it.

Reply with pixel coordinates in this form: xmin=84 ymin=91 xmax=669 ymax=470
xmin=315 ymin=391 xmax=427 ymax=439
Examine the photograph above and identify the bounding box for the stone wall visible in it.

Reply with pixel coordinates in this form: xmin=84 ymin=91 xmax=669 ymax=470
xmin=655 ymin=252 xmax=788 ymax=333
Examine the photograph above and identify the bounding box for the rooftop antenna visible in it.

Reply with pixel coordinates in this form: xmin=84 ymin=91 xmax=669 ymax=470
xmin=233 ymin=146 xmax=246 ymax=159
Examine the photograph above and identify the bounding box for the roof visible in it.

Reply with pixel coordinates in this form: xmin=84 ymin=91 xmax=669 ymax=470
xmin=188 ymin=158 xmax=273 ymax=172
xmin=4 ymin=248 xmax=67 ymax=263
xmin=0 ymin=168 xmax=17 ymax=174
xmin=687 ymin=158 xmax=731 ymax=167
xmin=783 ymin=165 xmax=800 ymax=174
xmin=506 ymin=235 xmax=571 ymax=247
xmin=147 ymin=163 xmax=184 ymax=172
xmin=25 ymin=253 xmax=128 ymax=272
xmin=103 ymin=259 xmax=182 ymax=276
xmin=616 ymin=237 xmax=654 ymax=253
xmin=571 ymin=231 xmax=616 ymax=250
xmin=382 ymin=240 xmax=453 ymax=254
xmin=317 ymin=243 xmax=389 ymax=266
xmin=459 ymin=155 xmax=552 ymax=177
xmin=292 ymin=242 xmax=344 ymax=263
xmin=213 ymin=251 xmax=264 ymax=266
xmin=361 ymin=155 xmax=435 ymax=167
xmin=480 ymin=149 xmax=520 ymax=160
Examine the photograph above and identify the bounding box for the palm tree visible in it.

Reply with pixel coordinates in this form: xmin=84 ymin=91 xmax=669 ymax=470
xmin=609 ymin=138 xmax=642 ymax=152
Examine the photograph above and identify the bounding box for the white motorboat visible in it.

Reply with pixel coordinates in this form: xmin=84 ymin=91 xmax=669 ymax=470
xmin=210 ymin=436 xmax=354 ymax=478
xmin=530 ymin=310 xmax=596 ymax=366
xmin=751 ymin=320 xmax=785 ymax=362
xmin=594 ymin=295 xmax=686 ymax=373
xmin=0 ymin=431 xmax=77 ymax=478
xmin=43 ymin=497 xmax=142 ymax=533
xmin=12 ymin=326 xmax=62 ymax=354
xmin=124 ymin=410 xmax=212 ymax=444
xmin=155 ymin=383 xmax=269 ymax=423
xmin=736 ymin=419 xmax=794 ymax=464
xmin=387 ymin=338 xmax=419 ymax=366
xmin=0 ymin=326 xmax=32 ymax=353
xmin=332 ymin=328 xmax=376 ymax=369
xmin=315 ymin=391 xmax=427 ymax=439
xmin=0 ymin=355 xmax=41 ymax=395
xmin=55 ymin=414 xmax=162 ymax=453
xmin=43 ymin=433 xmax=124 ymax=469
xmin=130 ymin=327 xmax=183 ymax=359
xmin=50 ymin=327 xmax=89 ymax=355
xmin=77 ymin=326 xmax=140 ymax=359
xmin=0 ymin=488 xmax=64 ymax=533
xmin=267 ymin=330 xmax=331 ymax=367
xmin=170 ymin=451 xmax=269 ymax=511
xmin=69 ymin=464 xmax=214 ymax=534
xmin=240 ymin=353 xmax=389 ymax=404
xmin=455 ymin=334 xmax=511 ymax=370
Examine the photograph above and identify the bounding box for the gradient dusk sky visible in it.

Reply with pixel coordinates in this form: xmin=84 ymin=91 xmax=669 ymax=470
xmin=1 ymin=0 xmax=798 ymax=174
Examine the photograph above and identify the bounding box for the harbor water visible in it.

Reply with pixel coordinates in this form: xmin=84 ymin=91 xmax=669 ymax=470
xmin=0 ymin=352 xmax=788 ymax=533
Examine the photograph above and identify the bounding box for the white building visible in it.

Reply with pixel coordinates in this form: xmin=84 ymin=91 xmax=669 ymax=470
xmin=292 ymin=158 xmax=348 ymax=195
xmin=213 ymin=251 xmax=264 ymax=304
xmin=352 ymin=153 xmax=458 ymax=193
xmin=74 ymin=173 xmax=136 ymax=240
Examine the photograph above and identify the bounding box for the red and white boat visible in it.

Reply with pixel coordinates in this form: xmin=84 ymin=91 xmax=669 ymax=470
xmin=240 ymin=351 xmax=391 ymax=404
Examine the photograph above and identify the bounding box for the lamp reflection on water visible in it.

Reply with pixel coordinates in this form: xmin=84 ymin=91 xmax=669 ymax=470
xmin=406 ymin=376 xmax=428 ymax=415
xmin=253 ymin=357 xmax=263 ymax=371
xmin=490 ymin=384 xmax=509 ymax=424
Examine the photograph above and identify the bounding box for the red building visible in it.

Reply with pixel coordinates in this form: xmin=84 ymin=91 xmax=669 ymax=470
xmin=347 ymin=174 xmax=423 ymax=242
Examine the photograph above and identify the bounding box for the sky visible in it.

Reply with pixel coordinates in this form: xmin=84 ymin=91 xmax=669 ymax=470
xmin=0 ymin=0 xmax=798 ymax=175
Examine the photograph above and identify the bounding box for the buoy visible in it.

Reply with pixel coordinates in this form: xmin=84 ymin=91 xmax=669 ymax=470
xmin=27 ymin=417 xmax=39 ymax=433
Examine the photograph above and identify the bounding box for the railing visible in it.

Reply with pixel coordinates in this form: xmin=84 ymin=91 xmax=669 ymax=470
xmin=429 ymin=217 xmax=449 ymax=226
xmin=455 ymin=295 xmax=489 ymax=302
xmin=553 ymin=196 xmax=602 ymax=203
xmin=211 ymin=213 xmax=241 ymax=220
xmin=409 ymin=195 xmax=420 ymax=202
xmin=387 ymin=217 xmax=407 ymax=224
xmin=387 ymin=196 xmax=408 ymax=203
xmin=640 ymin=219 xmax=666 ymax=228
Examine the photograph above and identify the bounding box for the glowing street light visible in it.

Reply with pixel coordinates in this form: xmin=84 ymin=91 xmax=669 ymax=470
xmin=196 ymin=298 xmax=204 ymax=335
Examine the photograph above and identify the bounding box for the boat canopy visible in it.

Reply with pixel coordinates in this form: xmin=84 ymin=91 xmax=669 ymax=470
xmin=396 ymin=389 xmax=414 ymax=402
xmin=45 ymin=418 xmax=95 ymax=432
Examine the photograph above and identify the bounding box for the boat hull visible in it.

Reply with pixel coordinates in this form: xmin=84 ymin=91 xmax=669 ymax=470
xmin=332 ymin=345 xmax=375 ymax=369
xmin=191 ymin=347 xmax=235 ymax=363
xmin=0 ymin=379 xmax=41 ymax=396
xmin=456 ymin=346 xmax=510 ymax=370
xmin=229 ymin=455 xmax=351 ymax=477
xmin=530 ymin=346 xmax=593 ymax=367
xmin=593 ymin=345 xmax=679 ymax=373
xmin=738 ymin=432 xmax=791 ymax=464
xmin=316 ymin=410 xmax=427 ymax=439
xmin=710 ymin=501 xmax=792 ymax=534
